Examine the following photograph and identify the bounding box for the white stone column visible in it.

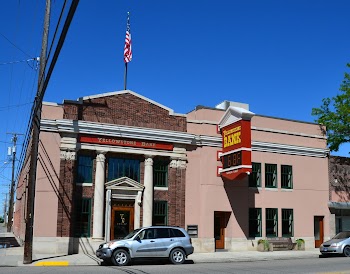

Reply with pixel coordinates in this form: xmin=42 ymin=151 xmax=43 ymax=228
xmin=134 ymin=191 xmax=142 ymax=229
xmin=92 ymin=151 xmax=106 ymax=239
xmin=142 ymin=156 xmax=153 ymax=227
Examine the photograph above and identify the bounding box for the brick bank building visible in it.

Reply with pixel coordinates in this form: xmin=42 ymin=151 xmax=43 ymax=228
xmin=13 ymin=90 xmax=331 ymax=254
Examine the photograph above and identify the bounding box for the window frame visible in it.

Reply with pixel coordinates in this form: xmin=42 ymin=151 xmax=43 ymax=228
xmin=153 ymin=201 xmax=168 ymax=226
xmin=266 ymin=208 xmax=278 ymax=237
xmin=249 ymin=162 xmax=261 ymax=187
xmin=107 ymin=157 xmax=140 ymax=182
xmin=249 ymin=208 xmax=262 ymax=237
xmin=74 ymin=198 xmax=92 ymax=237
xmin=281 ymin=165 xmax=293 ymax=189
xmin=153 ymin=161 xmax=168 ymax=187
xmin=76 ymin=155 xmax=93 ymax=184
xmin=265 ymin=163 xmax=277 ymax=188
xmin=282 ymin=208 xmax=294 ymax=237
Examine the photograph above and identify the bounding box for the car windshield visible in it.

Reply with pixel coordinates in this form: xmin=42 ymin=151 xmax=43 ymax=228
xmin=333 ymin=231 xmax=350 ymax=239
xmin=123 ymin=229 xmax=141 ymax=239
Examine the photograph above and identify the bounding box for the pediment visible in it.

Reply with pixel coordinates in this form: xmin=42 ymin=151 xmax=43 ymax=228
xmin=218 ymin=106 xmax=255 ymax=129
xmin=81 ymin=90 xmax=175 ymax=115
xmin=105 ymin=176 xmax=144 ymax=191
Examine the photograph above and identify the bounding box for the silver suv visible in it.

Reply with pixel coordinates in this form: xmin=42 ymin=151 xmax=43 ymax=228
xmin=96 ymin=226 xmax=194 ymax=266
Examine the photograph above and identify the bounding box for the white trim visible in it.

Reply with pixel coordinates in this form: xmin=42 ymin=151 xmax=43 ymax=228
xmin=41 ymin=119 xmax=329 ymax=158
xmin=252 ymin=141 xmax=329 ymax=158
xmin=251 ymin=126 xmax=326 ymax=140
xmin=187 ymin=119 xmax=218 ymax=125
xmin=76 ymin=183 xmax=93 ymax=187
xmin=220 ymin=147 xmax=252 ymax=157
xmin=154 ymin=187 xmax=168 ymax=191
xmin=218 ymin=106 xmax=255 ymax=129
xmin=265 ymin=188 xmax=278 ymax=192
xmin=43 ymin=101 xmax=59 ymax=106
xmin=220 ymin=165 xmax=252 ymax=173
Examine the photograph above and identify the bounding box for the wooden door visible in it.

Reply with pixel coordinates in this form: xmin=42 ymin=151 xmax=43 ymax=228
xmin=314 ymin=216 xmax=324 ymax=248
xmin=111 ymin=206 xmax=134 ymax=240
xmin=214 ymin=212 xmax=226 ymax=249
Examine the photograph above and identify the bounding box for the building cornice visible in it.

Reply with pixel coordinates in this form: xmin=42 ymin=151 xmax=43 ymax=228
xmin=251 ymin=126 xmax=326 ymax=140
xmin=41 ymin=119 xmax=329 ymax=158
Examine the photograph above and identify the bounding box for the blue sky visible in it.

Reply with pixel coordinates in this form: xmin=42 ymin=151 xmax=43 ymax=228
xmin=0 ymin=0 xmax=349 ymax=216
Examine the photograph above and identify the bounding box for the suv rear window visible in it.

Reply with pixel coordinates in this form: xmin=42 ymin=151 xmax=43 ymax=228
xmin=156 ymin=228 xmax=170 ymax=238
xmin=171 ymin=228 xmax=185 ymax=238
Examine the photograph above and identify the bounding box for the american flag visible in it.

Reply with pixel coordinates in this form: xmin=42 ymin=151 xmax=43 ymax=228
xmin=124 ymin=13 xmax=132 ymax=63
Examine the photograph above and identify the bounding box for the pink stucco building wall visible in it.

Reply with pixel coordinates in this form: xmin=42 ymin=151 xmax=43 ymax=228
xmin=186 ymin=106 xmax=329 ymax=251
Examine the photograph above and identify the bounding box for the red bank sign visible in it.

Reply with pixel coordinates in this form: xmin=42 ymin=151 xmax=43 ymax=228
xmin=220 ymin=120 xmax=252 ymax=180
xmin=79 ymin=135 xmax=174 ymax=151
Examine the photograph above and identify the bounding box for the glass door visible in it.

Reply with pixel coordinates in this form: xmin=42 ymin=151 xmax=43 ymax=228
xmin=111 ymin=207 xmax=134 ymax=240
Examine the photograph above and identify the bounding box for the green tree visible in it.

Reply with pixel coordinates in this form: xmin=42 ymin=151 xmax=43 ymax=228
xmin=312 ymin=63 xmax=350 ymax=152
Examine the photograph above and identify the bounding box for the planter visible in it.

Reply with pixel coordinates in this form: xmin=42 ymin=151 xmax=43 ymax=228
xmin=257 ymin=241 xmax=272 ymax=252
xmin=294 ymin=239 xmax=305 ymax=251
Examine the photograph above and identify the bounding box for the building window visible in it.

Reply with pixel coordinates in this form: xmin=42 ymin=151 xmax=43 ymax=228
xmin=76 ymin=155 xmax=93 ymax=184
xmin=74 ymin=198 xmax=91 ymax=237
xmin=249 ymin=163 xmax=261 ymax=187
xmin=153 ymin=161 xmax=168 ymax=187
xmin=265 ymin=164 xmax=277 ymax=188
xmin=153 ymin=201 xmax=168 ymax=226
xmin=108 ymin=158 xmax=140 ymax=182
xmin=249 ymin=208 xmax=262 ymax=237
xmin=266 ymin=208 xmax=278 ymax=237
xmin=281 ymin=165 xmax=293 ymax=189
xmin=282 ymin=209 xmax=293 ymax=237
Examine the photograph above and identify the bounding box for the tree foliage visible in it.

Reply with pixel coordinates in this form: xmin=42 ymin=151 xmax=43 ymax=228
xmin=312 ymin=63 xmax=350 ymax=152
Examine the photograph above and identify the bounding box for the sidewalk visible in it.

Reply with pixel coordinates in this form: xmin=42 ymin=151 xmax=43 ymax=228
xmin=0 ymin=226 xmax=321 ymax=267
xmin=0 ymin=248 xmax=321 ymax=267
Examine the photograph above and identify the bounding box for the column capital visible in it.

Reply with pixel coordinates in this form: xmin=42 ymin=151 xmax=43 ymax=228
xmin=96 ymin=151 xmax=107 ymax=162
xmin=60 ymin=150 xmax=76 ymax=160
xmin=170 ymin=159 xmax=187 ymax=169
xmin=144 ymin=155 xmax=153 ymax=166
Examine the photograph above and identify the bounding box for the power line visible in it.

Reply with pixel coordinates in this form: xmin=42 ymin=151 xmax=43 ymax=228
xmin=0 ymin=57 xmax=39 ymax=68
xmin=0 ymin=32 xmax=32 ymax=58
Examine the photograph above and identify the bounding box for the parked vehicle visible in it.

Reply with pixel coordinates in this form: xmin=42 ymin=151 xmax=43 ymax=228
xmin=320 ymin=231 xmax=350 ymax=257
xmin=96 ymin=226 xmax=194 ymax=266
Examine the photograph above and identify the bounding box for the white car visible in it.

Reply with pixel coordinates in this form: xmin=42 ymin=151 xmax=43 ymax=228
xmin=96 ymin=226 xmax=194 ymax=266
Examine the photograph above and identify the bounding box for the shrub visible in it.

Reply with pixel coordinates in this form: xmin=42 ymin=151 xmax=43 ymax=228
xmin=258 ymin=239 xmax=270 ymax=250
xmin=296 ymin=238 xmax=305 ymax=249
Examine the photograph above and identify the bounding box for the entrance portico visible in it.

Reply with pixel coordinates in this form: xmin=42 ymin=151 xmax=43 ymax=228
xmin=104 ymin=177 xmax=144 ymax=242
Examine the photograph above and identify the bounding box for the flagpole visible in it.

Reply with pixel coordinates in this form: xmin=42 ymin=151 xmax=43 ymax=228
xmin=124 ymin=62 xmax=128 ymax=90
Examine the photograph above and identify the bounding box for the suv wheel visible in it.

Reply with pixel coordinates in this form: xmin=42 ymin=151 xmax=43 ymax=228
xmin=169 ymin=248 xmax=186 ymax=264
xmin=111 ymin=249 xmax=130 ymax=266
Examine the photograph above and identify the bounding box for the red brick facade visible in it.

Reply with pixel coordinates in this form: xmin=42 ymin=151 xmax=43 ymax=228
xmin=56 ymin=92 xmax=187 ymax=237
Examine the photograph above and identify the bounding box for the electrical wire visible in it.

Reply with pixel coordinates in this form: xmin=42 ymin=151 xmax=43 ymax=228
xmin=0 ymin=32 xmax=32 ymax=58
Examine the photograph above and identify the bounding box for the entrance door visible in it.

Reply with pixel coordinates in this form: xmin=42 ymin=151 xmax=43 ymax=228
xmin=314 ymin=216 xmax=324 ymax=248
xmin=111 ymin=206 xmax=134 ymax=240
xmin=214 ymin=212 xmax=226 ymax=250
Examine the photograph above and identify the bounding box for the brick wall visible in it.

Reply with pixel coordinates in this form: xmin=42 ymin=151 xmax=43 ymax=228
xmin=63 ymin=93 xmax=187 ymax=132
xmin=154 ymin=164 xmax=186 ymax=228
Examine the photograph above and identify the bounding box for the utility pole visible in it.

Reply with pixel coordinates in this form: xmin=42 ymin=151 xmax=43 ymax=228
xmin=3 ymin=193 xmax=7 ymax=226
xmin=7 ymin=133 xmax=18 ymax=232
xmin=23 ymin=0 xmax=51 ymax=264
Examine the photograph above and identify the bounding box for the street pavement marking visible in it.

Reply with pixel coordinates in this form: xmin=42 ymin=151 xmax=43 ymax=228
xmin=35 ymin=261 xmax=69 ymax=266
